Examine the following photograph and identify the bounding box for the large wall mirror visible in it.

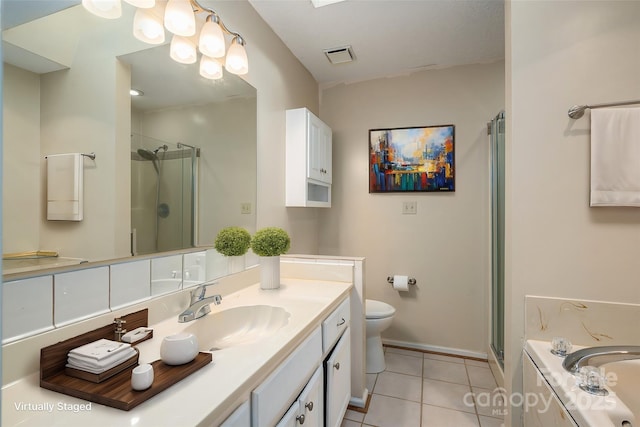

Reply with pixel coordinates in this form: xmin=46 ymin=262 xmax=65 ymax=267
xmin=2 ymin=2 xmax=257 ymax=276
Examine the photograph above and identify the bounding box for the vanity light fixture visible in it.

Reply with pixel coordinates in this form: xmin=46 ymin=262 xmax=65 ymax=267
xmin=82 ymin=0 xmax=249 ymax=79
xmin=130 ymin=89 xmax=144 ymax=96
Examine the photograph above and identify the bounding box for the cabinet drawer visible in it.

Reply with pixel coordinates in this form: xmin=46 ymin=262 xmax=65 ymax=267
xmin=252 ymin=327 xmax=322 ymax=427
xmin=322 ymin=297 xmax=350 ymax=353
xmin=325 ymin=328 xmax=351 ymax=427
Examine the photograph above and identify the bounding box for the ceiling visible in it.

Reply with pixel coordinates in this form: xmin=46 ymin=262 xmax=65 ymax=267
xmin=2 ymin=0 xmax=505 ymax=96
xmin=248 ymin=0 xmax=505 ymax=87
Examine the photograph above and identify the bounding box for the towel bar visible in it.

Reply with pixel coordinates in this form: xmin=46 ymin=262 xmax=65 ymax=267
xmin=568 ymin=99 xmax=640 ymax=119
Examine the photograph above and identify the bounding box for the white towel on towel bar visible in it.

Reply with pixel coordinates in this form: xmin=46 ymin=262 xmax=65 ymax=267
xmin=590 ymin=107 xmax=640 ymax=207
xmin=46 ymin=153 xmax=84 ymax=220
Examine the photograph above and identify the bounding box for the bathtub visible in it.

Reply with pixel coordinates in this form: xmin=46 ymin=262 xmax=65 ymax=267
xmin=525 ymin=340 xmax=637 ymax=427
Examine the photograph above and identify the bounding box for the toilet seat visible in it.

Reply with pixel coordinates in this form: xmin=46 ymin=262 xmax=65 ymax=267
xmin=366 ymin=299 xmax=396 ymax=319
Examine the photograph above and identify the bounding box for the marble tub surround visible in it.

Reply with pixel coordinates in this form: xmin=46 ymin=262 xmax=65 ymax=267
xmin=2 ymin=278 xmax=352 ymax=426
xmin=525 ymin=295 xmax=640 ymax=347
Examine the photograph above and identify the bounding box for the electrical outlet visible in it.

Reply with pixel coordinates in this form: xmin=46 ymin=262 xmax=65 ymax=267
xmin=241 ymin=203 xmax=252 ymax=214
xmin=402 ymin=201 xmax=417 ymax=215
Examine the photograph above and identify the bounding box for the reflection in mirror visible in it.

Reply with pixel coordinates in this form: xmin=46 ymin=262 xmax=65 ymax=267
xmin=131 ymin=135 xmax=199 ymax=255
xmin=2 ymin=3 xmax=257 ymax=277
xmin=122 ymin=43 xmax=257 ymax=257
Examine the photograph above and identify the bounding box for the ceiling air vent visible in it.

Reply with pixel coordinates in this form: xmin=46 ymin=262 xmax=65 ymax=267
xmin=324 ymin=46 xmax=355 ymax=65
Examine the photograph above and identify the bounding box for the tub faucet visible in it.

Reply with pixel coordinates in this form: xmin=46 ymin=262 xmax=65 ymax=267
xmin=178 ymin=282 xmax=222 ymax=323
xmin=563 ymin=345 xmax=640 ymax=374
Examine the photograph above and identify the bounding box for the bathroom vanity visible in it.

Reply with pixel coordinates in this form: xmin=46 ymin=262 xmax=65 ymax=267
xmin=2 ymin=278 xmax=354 ymax=426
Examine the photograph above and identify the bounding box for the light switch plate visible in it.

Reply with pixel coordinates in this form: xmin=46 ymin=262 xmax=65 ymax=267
xmin=402 ymin=201 xmax=417 ymax=215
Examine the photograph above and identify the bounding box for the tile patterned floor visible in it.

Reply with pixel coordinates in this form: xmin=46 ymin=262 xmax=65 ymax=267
xmin=342 ymin=347 xmax=505 ymax=427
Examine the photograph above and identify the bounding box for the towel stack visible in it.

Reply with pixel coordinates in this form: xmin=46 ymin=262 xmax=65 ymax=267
xmin=66 ymin=339 xmax=137 ymax=374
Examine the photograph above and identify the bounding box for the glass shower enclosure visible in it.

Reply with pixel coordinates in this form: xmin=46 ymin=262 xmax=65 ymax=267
xmin=131 ymin=133 xmax=200 ymax=255
xmin=490 ymin=111 xmax=505 ymax=369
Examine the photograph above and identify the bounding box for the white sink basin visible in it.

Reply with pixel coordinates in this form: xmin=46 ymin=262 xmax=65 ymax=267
xmin=182 ymin=305 xmax=290 ymax=351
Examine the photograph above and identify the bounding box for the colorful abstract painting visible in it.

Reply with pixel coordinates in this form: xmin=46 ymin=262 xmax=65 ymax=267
xmin=369 ymin=125 xmax=455 ymax=193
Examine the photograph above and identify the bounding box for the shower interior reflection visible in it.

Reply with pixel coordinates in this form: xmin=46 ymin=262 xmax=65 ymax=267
xmin=131 ymin=133 xmax=200 ymax=255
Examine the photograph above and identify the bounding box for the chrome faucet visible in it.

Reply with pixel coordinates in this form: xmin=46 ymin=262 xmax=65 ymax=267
xmin=178 ymin=282 xmax=222 ymax=323
xmin=563 ymin=345 xmax=640 ymax=374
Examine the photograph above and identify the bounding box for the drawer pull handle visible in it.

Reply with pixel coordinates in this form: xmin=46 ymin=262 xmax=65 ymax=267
xmin=296 ymin=414 xmax=305 ymax=424
xmin=334 ymin=362 xmax=340 ymax=370
xmin=336 ymin=318 xmax=346 ymax=327
xmin=305 ymin=401 xmax=314 ymax=411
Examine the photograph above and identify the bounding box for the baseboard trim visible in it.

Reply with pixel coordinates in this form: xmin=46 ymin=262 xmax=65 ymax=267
xmin=348 ymin=387 xmax=369 ymax=409
xmin=382 ymin=339 xmax=488 ymax=360
xmin=348 ymin=389 xmax=371 ymax=414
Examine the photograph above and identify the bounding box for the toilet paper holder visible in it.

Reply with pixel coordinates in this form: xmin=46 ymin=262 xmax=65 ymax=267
xmin=387 ymin=276 xmax=417 ymax=286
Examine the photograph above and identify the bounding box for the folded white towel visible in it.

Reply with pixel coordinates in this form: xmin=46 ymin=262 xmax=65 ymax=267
xmin=591 ymin=107 xmax=640 ymax=206
xmin=68 ymin=347 xmax=137 ymax=370
xmin=66 ymin=348 xmax=136 ymax=374
xmin=69 ymin=339 xmax=132 ymax=361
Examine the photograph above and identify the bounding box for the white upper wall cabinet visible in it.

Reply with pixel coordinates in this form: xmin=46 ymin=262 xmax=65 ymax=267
xmin=286 ymin=108 xmax=332 ymax=208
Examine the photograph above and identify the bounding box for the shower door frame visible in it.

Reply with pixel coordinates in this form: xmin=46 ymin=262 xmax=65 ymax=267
xmin=490 ymin=111 xmax=505 ymax=370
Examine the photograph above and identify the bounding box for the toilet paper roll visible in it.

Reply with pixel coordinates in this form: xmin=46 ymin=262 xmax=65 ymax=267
xmin=393 ymin=275 xmax=410 ymax=291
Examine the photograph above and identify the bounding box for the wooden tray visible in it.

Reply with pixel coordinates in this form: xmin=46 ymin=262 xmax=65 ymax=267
xmin=41 ymin=353 xmax=212 ymax=411
xmin=40 ymin=309 xmax=213 ymax=411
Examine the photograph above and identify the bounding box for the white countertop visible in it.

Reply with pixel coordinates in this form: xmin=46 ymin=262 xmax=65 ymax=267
xmin=2 ymin=279 xmax=352 ymax=427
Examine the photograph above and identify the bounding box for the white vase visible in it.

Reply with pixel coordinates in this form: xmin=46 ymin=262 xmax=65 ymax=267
xmin=260 ymin=256 xmax=280 ymax=290
xmin=228 ymin=255 xmax=245 ymax=274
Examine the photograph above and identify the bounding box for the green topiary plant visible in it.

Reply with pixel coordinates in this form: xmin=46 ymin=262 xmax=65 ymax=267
xmin=214 ymin=227 xmax=251 ymax=257
xmin=251 ymin=227 xmax=291 ymax=257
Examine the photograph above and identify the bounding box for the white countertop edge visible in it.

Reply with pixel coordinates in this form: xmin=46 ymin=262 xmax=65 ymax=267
xmin=2 ymin=279 xmax=352 ymax=427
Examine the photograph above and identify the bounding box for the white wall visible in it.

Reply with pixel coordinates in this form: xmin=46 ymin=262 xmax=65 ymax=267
xmin=506 ymin=1 xmax=640 ymax=425
xmin=2 ymin=64 xmax=41 ymax=254
xmin=319 ymin=62 xmax=505 ymax=355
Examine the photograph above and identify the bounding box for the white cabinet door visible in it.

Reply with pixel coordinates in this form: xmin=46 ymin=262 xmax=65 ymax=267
xmin=319 ymin=122 xmax=332 ymax=184
xmin=325 ymin=328 xmax=351 ymax=427
xmin=285 ymin=107 xmax=332 ymax=207
xmin=252 ymin=327 xmax=322 ymax=427
xmin=299 ymin=366 xmax=324 ymax=427
xmin=275 ymin=401 xmax=301 ymax=427
xmin=307 ymin=112 xmax=332 ymax=185
xmin=275 ymin=366 xmax=324 ymax=427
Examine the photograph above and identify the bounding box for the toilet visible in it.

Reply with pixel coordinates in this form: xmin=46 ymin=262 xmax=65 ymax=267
xmin=365 ymin=299 xmax=396 ymax=373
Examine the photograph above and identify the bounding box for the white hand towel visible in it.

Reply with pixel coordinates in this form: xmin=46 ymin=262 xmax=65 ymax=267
xmin=46 ymin=153 xmax=84 ymax=221
xmin=68 ymin=347 xmax=136 ymax=369
xmin=68 ymin=338 xmax=131 ymax=361
xmin=67 ymin=348 xmax=137 ymax=373
xmin=591 ymin=108 xmax=640 ymax=206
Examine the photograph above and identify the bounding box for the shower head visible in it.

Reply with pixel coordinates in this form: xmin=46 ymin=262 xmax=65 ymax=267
xmin=137 ymin=148 xmax=157 ymax=161
xmin=136 ymin=145 xmax=166 ymax=175
xmin=137 ymin=144 xmax=168 ymax=160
